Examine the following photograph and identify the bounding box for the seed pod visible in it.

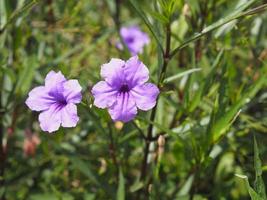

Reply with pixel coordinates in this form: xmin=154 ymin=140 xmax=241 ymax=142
xmin=157 ymin=135 xmax=165 ymax=147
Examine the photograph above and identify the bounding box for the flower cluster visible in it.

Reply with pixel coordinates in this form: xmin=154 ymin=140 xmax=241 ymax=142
xmin=26 ymin=26 xmax=159 ymax=133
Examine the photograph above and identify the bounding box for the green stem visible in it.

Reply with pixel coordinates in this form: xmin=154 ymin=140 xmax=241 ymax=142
xmin=139 ymin=23 xmax=172 ymax=197
xmin=107 ymin=122 xmax=119 ymax=174
xmin=113 ymin=0 xmax=130 ymax=57
xmin=0 ymin=75 xmax=5 ymax=199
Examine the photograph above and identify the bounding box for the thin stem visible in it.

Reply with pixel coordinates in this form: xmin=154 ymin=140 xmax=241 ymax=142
xmin=132 ymin=121 xmax=146 ymax=141
xmin=113 ymin=0 xmax=130 ymax=56
xmin=0 ymin=75 xmax=5 ymax=199
xmin=159 ymin=23 xmax=171 ymax=84
xmin=107 ymin=123 xmax=119 ymax=174
xmin=115 ymin=0 xmax=121 ymax=28
xmin=139 ymin=22 xmax=172 ymax=195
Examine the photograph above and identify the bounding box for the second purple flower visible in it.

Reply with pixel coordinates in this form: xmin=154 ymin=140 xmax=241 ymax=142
xmin=119 ymin=25 xmax=150 ymax=55
xmin=91 ymin=56 xmax=159 ymax=122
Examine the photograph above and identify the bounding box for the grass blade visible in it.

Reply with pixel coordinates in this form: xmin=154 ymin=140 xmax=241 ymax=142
xmin=129 ymin=0 xmax=164 ymax=53
xmin=163 ymin=68 xmax=201 ymax=84
xmin=254 ymin=136 xmax=266 ymax=199
xmin=170 ymin=2 xmax=267 ymax=58
xmin=69 ymin=157 xmax=100 ymax=187
xmin=0 ymin=0 xmax=38 ymax=33
xmin=117 ymin=168 xmax=125 ymax=200
xmin=211 ymin=74 xmax=265 ymax=143
xmin=235 ymin=174 xmax=264 ymax=200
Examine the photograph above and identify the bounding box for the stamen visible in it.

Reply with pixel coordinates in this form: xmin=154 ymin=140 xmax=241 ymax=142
xmin=119 ymin=84 xmax=130 ymax=93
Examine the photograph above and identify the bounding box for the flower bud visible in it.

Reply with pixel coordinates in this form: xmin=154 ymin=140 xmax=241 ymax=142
xmin=157 ymin=135 xmax=165 ymax=158
xmin=157 ymin=135 xmax=165 ymax=147
xmin=23 ymin=131 xmax=40 ymax=157
xmin=115 ymin=121 xmax=124 ymax=130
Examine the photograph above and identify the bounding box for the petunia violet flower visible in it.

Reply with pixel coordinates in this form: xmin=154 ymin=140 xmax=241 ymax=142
xmin=91 ymin=56 xmax=159 ymax=122
xmin=25 ymin=71 xmax=82 ymax=133
xmin=118 ymin=25 xmax=150 ymax=55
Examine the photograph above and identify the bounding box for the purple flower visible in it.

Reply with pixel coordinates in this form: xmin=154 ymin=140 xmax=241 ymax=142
xmin=119 ymin=25 xmax=150 ymax=55
xmin=91 ymin=56 xmax=159 ymax=122
xmin=25 ymin=71 xmax=82 ymax=133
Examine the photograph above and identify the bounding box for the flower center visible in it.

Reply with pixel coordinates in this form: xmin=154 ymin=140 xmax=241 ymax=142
xmin=119 ymin=84 xmax=130 ymax=93
xmin=48 ymin=91 xmax=67 ymax=106
xmin=57 ymin=98 xmax=67 ymax=106
xmin=125 ymin=36 xmax=134 ymax=43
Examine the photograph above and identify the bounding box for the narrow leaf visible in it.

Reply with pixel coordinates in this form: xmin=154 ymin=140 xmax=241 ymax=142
xmin=163 ymin=68 xmax=201 ymax=84
xmin=0 ymin=0 xmax=37 ymax=32
xmin=117 ymin=168 xmax=125 ymax=200
xmin=235 ymin=174 xmax=264 ymax=200
xmin=69 ymin=157 xmax=100 ymax=186
xmin=189 ymin=49 xmax=224 ymax=112
xmin=254 ymin=136 xmax=266 ymax=199
xmin=129 ymin=0 xmax=164 ymax=53
xmin=211 ymin=75 xmax=265 ymax=143
xmin=170 ymin=2 xmax=267 ymax=58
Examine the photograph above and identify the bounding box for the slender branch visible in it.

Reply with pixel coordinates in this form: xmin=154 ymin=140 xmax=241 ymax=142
xmin=195 ymin=0 xmax=208 ymax=61
xmin=0 ymin=75 xmax=6 ymax=200
xmin=113 ymin=0 xmax=130 ymax=56
xmin=159 ymin=23 xmax=171 ymax=84
xmin=115 ymin=0 xmax=121 ymax=28
xmin=139 ymin=22 xmax=172 ymax=193
xmin=107 ymin=123 xmax=119 ymax=173
xmin=132 ymin=121 xmax=146 ymax=141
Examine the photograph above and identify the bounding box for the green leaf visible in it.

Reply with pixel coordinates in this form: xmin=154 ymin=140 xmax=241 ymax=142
xmin=128 ymin=0 xmax=164 ymax=53
xmin=136 ymin=116 xmax=182 ymax=139
xmin=188 ymin=49 xmax=224 ymax=112
xmin=177 ymin=175 xmax=194 ymax=196
xmin=130 ymin=180 xmax=144 ymax=193
xmin=235 ymin=174 xmax=264 ymax=200
xmin=83 ymin=193 xmax=96 ymax=200
xmin=0 ymin=0 xmax=37 ymax=32
xmin=210 ymin=75 xmax=265 ymax=143
xmin=69 ymin=157 xmax=100 ymax=186
xmin=157 ymin=0 xmax=177 ymax=19
xmin=117 ymin=168 xmax=125 ymax=200
xmin=0 ymin=187 xmax=5 ymax=197
xmin=149 ymin=11 xmax=169 ymax=24
xmin=186 ymin=0 xmax=200 ymax=16
xmin=61 ymin=194 xmax=74 ymax=200
xmin=29 ymin=194 xmax=58 ymax=200
xmin=182 ymin=49 xmax=197 ymax=109
xmin=215 ymin=0 xmax=257 ymax=37
xmin=253 ymin=136 xmax=266 ymax=199
xmin=170 ymin=1 xmax=266 ymax=58
xmin=0 ymin=0 xmax=7 ymax=29
xmin=15 ymin=56 xmax=38 ymax=94
xmin=163 ymin=68 xmax=201 ymax=84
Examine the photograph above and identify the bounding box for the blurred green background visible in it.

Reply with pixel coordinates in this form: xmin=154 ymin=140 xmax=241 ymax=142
xmin=0 ymin=0 xmax=267 ymax=199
